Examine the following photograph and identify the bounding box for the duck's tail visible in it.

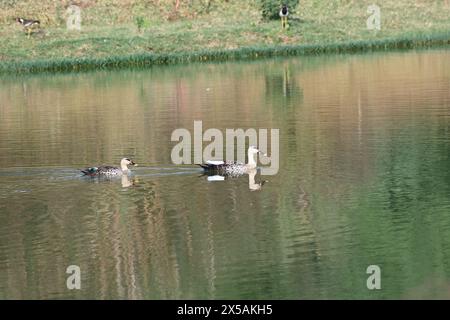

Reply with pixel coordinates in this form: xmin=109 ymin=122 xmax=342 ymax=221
xmin=81 ymin=167 xmax=98 ymax=176
xmin=198 ymin=164 xmax=211 ymax=171
xmin=81 ymin=169 xmax=93 ymax=176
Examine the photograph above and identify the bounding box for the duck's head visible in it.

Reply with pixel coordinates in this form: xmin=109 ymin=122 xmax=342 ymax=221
xmin=248 ymin=145 xmax=259 ymax=155
xmin=248 ymin=146 xmax=267 ymax=156
xmin=120 ymin=158 xmax=137 ymax=170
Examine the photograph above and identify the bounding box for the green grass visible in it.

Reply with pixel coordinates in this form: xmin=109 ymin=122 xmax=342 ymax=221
xmin=1 ymin=0 xmax=449 ymax=74
xmin=1 ymin=33 xmax=449 ymax=74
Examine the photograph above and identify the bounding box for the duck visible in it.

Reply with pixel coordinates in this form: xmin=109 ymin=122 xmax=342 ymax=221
xmin=81 ymin=158 xmax=137 ymax=177
xmin=15 ymin=17 xmax=40 ymax=38
xmin=199 ymin=146 xmax=265 ymax=176
xmin=279 ymin=4 xmax=289 ymax=29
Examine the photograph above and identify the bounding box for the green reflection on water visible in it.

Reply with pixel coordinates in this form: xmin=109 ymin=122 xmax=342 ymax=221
xmin=0 ymin=50 xmax=449 ymax=299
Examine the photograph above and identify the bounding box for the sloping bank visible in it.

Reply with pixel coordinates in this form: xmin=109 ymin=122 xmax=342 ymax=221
xmin=1 ymin=33 xmax=449 ymax=74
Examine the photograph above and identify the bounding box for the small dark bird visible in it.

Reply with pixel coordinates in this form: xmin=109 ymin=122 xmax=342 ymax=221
xmin=279 ymin=4 xmax=289 ymax=29
xmin=15 ymin=17 xmax=40 ymax=38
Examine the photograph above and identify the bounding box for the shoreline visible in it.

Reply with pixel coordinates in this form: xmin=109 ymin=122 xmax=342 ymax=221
xmin=1 ymin=32 xmax=449 ymax=75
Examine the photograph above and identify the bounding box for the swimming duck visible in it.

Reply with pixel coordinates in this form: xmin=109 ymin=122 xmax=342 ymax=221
xmin=279 ymin=4 xmax=289 ymax=29
xmin=199 ymin=146 xmax=265 ymax=176
xmin=81 ymin=158 xmax=137 ymax=177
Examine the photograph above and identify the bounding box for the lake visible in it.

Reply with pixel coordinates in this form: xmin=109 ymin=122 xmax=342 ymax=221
xmin=0 ymin=49 xmax=449 ymax=299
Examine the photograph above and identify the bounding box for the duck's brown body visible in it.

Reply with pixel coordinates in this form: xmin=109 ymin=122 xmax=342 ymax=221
xmin=81 ymin=158 xmax=136 ymax=177
xmin=199 ymin=161 xmax=249 ymax=176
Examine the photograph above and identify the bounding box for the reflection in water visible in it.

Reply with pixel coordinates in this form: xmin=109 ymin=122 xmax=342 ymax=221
xmin=205 ymin=168 xmax=268 ymax=191
xmin=265 ymin=62 xmax=303 ymax=105
xmin=121 ymin=175 xmax=134 ymax=188
xmin=80 ymin=173 xmax=136 ymax=188
xmin=0 ymin=50 xmax=450 ymax=299
xmin=282 ymin=63 xmax=291 ymax=98
xmin=248 ymin=169 xmax=265 ymax=191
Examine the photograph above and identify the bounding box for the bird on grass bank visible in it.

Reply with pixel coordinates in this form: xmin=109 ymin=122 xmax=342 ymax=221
xmin=279 ymin=4 xmax=289 ymax=29
xmin=198 ymin=146 xmax=266 ymax=176
xmin=81 ymin=158 xmax=137 ymax=177
xmin=15 ymin=17 xmax=40 ymax=38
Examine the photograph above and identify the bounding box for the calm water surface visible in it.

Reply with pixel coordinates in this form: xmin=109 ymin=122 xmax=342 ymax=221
xmin=0 ymin=50 xmax=449 ymax=299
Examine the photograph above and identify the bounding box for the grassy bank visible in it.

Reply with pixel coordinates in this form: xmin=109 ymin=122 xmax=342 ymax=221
xmin=1 ymin=33 xmax=450 ymax=74
xmin=0 ymin=0 xmax=449 ymax=74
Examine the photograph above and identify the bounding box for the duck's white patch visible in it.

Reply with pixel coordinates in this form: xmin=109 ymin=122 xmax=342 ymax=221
xmin=207 ymin=175 xmax=225 ymax=181
xmin=206 ymin=160 xmax=224 ymax=165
